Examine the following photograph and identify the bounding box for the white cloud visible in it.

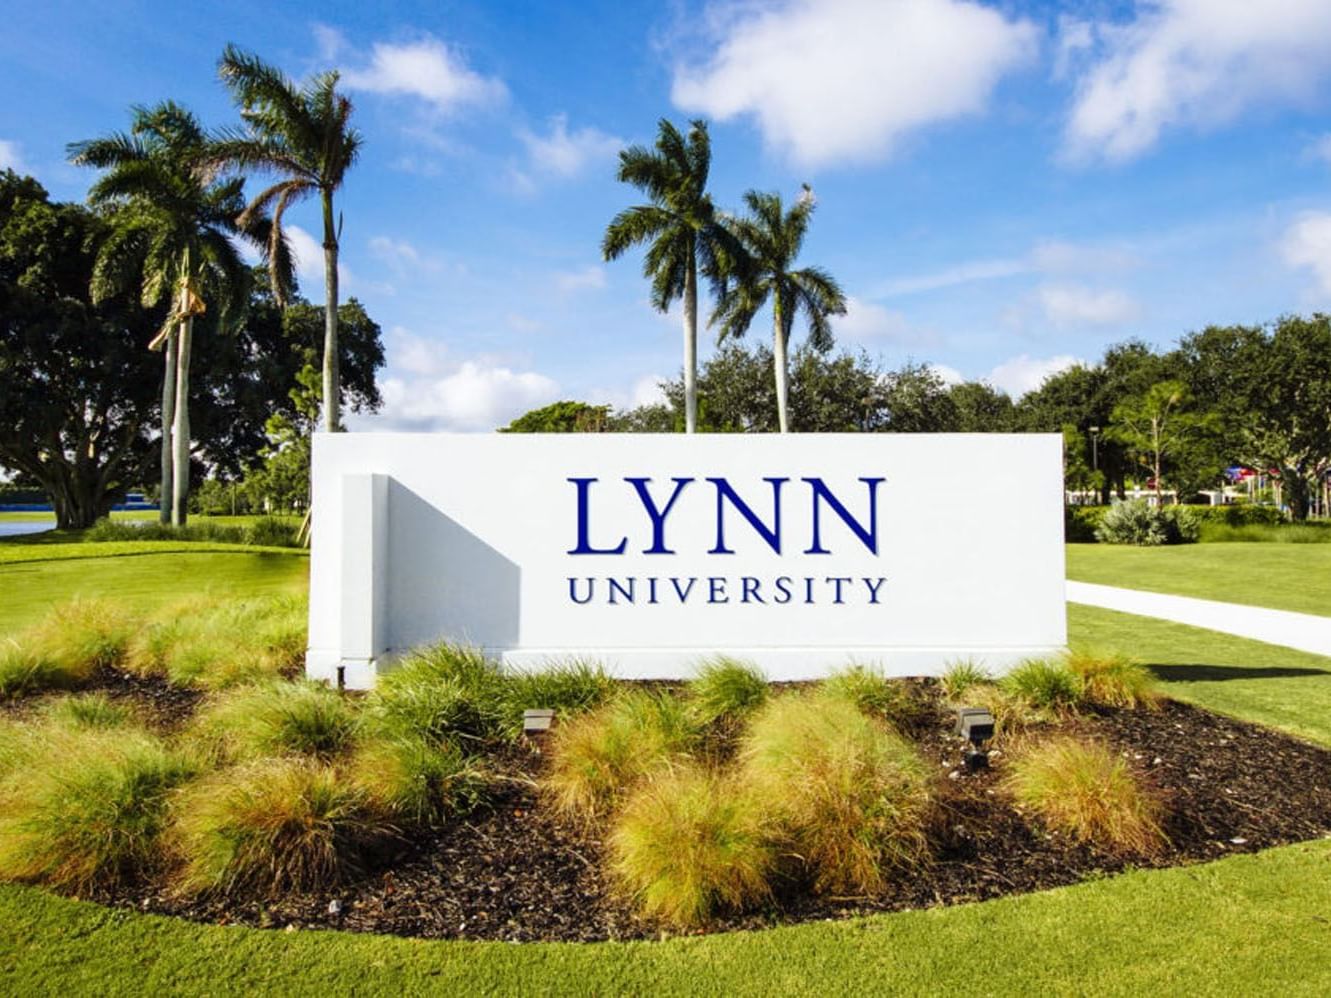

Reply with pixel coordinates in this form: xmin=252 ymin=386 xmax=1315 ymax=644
xmin=359 ymin=328 xmax=559 ymax=432
xmin=671 ymin=0 xmax=1037 ymax=167
xmin=517 ymin=114 xmax=622 ymax=180
xmin=630 ymin=375 xmax=668 ymax=408
xmin=1037 ymin=283 xmax=1140 ymax=327
xmin=928 ymin=363 xmax=964 ymax=386
xmin=0 ymin=139 xmax=29 ymax=173
xmin=1280 ymin=211 xmax=1331 ymax=294
xmin=1053 ymin=16 xmax=1094 ymax=81
xmin=555 ymin=265 xmax=608 ymax=293
xmin=1308 ymin=134 xmax=1331 ymax=166
xmin=985 ymin=354 xmax=1082 ymax=398
xmin=878 ymin=257 xmax=1027 ymax=297
xmin=877 ymin=238 xmax=1139 ymax=298
xmin=834 ymin=296 xmax=914 ymax=341
xmin=286 ymin=225 xmax=351 ymax=293
xmin=1064 ymin=0 xmax=1331 ymax=163
xmin=341 ymin=36 xmax=507 ymax=113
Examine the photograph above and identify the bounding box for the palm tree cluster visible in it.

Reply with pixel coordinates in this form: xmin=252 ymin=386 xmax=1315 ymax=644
xmin=68 ymin=48 xmax=358 ymax=523
xmin=603 ymin=120 xmax=846 ymax=433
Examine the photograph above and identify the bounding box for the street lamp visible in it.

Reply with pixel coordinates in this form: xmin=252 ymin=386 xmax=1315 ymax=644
xmin=1089 ymin=426 xmax=1100 ymax=473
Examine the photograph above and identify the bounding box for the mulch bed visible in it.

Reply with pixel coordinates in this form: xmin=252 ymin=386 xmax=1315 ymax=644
xmin=59 ymin=677 xmax=1331 ymax=942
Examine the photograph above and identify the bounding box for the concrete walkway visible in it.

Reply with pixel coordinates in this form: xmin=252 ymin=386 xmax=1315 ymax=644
xmin=1066 ymin=581 xmax=1331 ymax=658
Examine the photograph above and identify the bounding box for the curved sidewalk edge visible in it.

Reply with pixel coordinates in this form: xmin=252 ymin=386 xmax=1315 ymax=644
xmin=1066 ymin=581 xmax=1331 ymax=658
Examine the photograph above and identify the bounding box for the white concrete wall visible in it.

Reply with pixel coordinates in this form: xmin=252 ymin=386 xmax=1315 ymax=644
xmin=307 ymin=433 xmax=1066 ymax=686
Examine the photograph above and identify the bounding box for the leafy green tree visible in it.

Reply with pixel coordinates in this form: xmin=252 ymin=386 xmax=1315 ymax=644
xmin=69 ymin=101 xmax=272 ymax=525
xmin=712 ymin=186 xmax=847 ymax=433
xmin=0 ymin=171 xmax=160 ymax=527
xmin=215 ymin=44 xmax=361 ymax=433
xmin=1016 ymin=363 xmax=1117 ymax=501
xmin=1107 ymin=379 xmax=1214 ymax=504
xmin=879 ymin=362 xmax=956 ymax=432
xmin=949 ymin=381 xmax=1016 ymax=432
xmin=602 ymin=119 xmax=734 ymax=434
xmin=502 ymin=401 xmax=611 ymax=433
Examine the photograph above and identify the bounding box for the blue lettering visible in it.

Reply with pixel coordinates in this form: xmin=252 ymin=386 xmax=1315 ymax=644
xmin=567 ymin=478 xmax=628 ymax=555
xmin=864 ymin=577 xmax=886 ymax=604
xmin=626 ymin=477 xmax=693 ymax=554
xmin=774 ymin=576 xmax=793 ymax=604
xmin=608 ymin=577 xmax=635 ymax=605
xmin=740 ymin=577 xmax=764 ymax=604
xmin=826 ymin=576 xmax=851 ymax=604
xmin=708 ymin=577 xmax=729 ymax=603
xmin=708 ymin=477 xmax=787 ymax=554
xmin=804 ymin=477 xmax=883 ymax=555
xmin=568 ymin=577 xmax=594 ymax=604
xmin=671 ymin=577 xmax=698 ymax=602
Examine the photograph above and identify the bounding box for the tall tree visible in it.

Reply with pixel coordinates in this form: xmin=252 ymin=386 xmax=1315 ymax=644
xmin=215 ymin=44 xmax=360 ymax=433
xmin=69 ymin=101 xmax=266 ymax=525
xmin=712 ymin=186 xmax=846 ymax=433
xmin=1107 ymin=379 xmax=1212 ymax=504
xmin=603 ymin=119 xmax=734 ymax=433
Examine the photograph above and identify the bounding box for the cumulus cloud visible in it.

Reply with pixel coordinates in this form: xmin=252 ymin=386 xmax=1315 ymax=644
xmin=985 ymin=353 xmax=1082 ymax=398
xmin=0 ymin=139 xmax=28 ymax=173
xmin=555 ymin=265 xmax=608 ymax=293
xmin=1281 ymin=211 xmax=1331 ymax=294
xmin=877 ymin=238 xmax=1139 ymax=298
xmin=1037 ymin=283 xmax=1140 ymax=327
xmin=671 ymin=0 xmax=1037 ymax=167
xmin=359 ymin=327 xmax=560 ymax=432
xmin=516 ymin=114 xmax=622 ymax=180
xmin=341 ymin=36 xmax=507 ymax=113
xmin=928 ymin=363 xmax=964 ymax=386
xmin=1064 ymin=0 xmax=1331 ymax=163
xmin=834 ymin=296 xmax=915 ymax=341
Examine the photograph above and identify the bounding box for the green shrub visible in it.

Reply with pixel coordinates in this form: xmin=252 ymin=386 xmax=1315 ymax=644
xmin=1095 ymin=500 xmax=1198 ymax=545
xmin=1190 ymin=504 xmax=1285 ymax=527
xmin=83 ymin=517 xmax=300 ymax=548
xmin=243 ymin=517 xmax=299 ymax=547
xmin=0 ymin=599 xmax=136 ymax=698
xmin=171 ymin=757 xmax=391 ymax=895
xmin=347 ymin=734 xmax=488 ymax=825
xmin=610 ymin=765 xmax=774 ymax=929
xmin=1000 ymin=658 xmax=1084 ymax=712
xmin=739 ymin=693 xmax=930 ymax=894
xmin=1005 ymin=737 xmax=1168 ymax=857
xmin=1199 ymin=522 xmax=1331 ymax=543
xmin=496 ymin=660 xmax=617 ymax=740
xmin=1063 ymin=650 xmax=1159 ymax=709
xmin=1064 ymin=505 xmax=1108 ymax=543
xmin=543 ymin=691 xmax=700 ymax=823
xmin=191 ymin=681 xmax=358 ymax=763
xmin=0 ymin=725 xmax=196 ymax=890
xmin=688 ymin=657 xmax=769 ymax=725
xmin=939 ymin=659 xmax=992 ymax=701
xmin=366 ymin=645 xmax=501 ymax=744
xmin=39 ymin=693 xmax=134 ymax=730
xmin=126 ymin=594 xmax=306 ymax=689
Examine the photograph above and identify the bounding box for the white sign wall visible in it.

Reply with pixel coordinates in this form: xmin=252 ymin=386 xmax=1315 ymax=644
xmin=306 ymin=433 xmax=1066 ymax=687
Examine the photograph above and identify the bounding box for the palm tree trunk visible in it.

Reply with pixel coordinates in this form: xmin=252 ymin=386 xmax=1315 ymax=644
xmin=682 ymin=245 xmax=698 ymax=434
xmin=159 ymin=330 xmax=177 ymax=525
xmin=171 ymin=315 xmax=192 ymax=526
xmin=321 ymin=189 xmax=341 ymax=433
xmin=773 ymin=302 xmax=789 ymax=433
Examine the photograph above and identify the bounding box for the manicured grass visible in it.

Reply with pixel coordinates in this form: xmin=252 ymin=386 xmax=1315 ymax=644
xmin=1068 ymin=603 xmax=1331 ymax=747
xmin=1066 ymin=542 xmax=1331 ymax=618
xmin=0 ymin=547 xmax=307 ymax=635
xmin=1 ymin=841 xmax=1329 ymax=994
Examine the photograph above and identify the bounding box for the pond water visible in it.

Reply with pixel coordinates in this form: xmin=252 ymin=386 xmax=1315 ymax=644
xmin=0 ymin=521 xmax=55 ymax=537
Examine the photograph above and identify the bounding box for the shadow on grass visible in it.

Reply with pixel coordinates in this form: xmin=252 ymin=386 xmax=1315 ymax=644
xmin=1150 ymin=663 xmax=1331 ymax=683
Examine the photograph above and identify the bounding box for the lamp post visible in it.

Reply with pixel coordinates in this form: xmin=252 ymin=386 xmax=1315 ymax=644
xmin=1089 ymin=425 xmax=1100 ymax=473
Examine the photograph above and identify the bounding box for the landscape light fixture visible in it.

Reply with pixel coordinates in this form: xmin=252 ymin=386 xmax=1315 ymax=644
xmin=954 ymin=707 xmax=995 ymax=771
xmin=523 ymin=708 xmax=556 ymax=739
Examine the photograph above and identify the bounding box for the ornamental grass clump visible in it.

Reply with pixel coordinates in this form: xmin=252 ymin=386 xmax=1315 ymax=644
xmin=126 ymin=593 xmax=306 ymax=689
xmin=1005 ymin=737 xmax=1168 ymax=857
xmin=543 ymin=691 xmax=700 ymax=823
xmin=171 ymin=757 xmax=392 ymax=895
xmin=496 ymin=660 xmax=617 ymax=740
xmin=1000 ymin=657 xmax=1085 ymax=713
xmin=1063 ymin=650 xmax=1160 ymax=709
xmin=364 ymin=644 xmax=502 ymax=745
xmin=822 ymin=664 xmax=923 ymax=731
xmin=38 ymin=692 xmax=134 ymax=730
xmin=939 ymin=659 xmax=992 ymax=701
xmin=190 ymin=680 xmax=358 ymax=763
xmin=347 ymin=733 xmax=488 ymax=826
xmin=0 ymin=598 xmax=135 ymax=698
xmin=0 ymin=723 xmax=196 ymax=890
xmin=739 ymin=693 xmax=931 ymax=895
xmin=687 ymin=657 xmax=769 ymax=726
xmin=610 ymin=765 xmax=774 ymax=929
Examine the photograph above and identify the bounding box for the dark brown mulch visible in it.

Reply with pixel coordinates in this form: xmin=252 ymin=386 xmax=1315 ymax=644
xmin=85 ymin=689 xmax=1331 ymax=943
xmin=0 ymin=664 xmax=203 ymax=730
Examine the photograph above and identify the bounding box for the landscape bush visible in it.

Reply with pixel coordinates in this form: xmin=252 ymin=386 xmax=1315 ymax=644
xmin=687 ymin=657 xmax=769 ymax=726
xmin=1064 ymin=505 xmax=1107 ymax=543
xmin=543 ymin=690 xmax=700 ymax=823
xmin=939 ymin=659 xmax=992 ymax=701
xmin=38 ymin=692 xmax=134 ymax=730
xmin=1000 ymin=658 xmax=1085 ymax=712
xmin=739 ymin=693 xmax=931 ymax=894
xmin=347 ymin=733 xmax=487 ymax=825
xmin=1199 ymin=521 xmax=1331 ymax=543
xmin=497 ymin=660 xmax=617 ymax=740
xmin=1005 ymin=737 xmax=1168 ymax=857
xmin=171 ymin=757 xmax=392 ymax=895
xmin=83 ymin=517 xmax=300 ymax=548
xmin=1095 ymin=500 xmax=1198 ymax=545
xmin=0 ymin=723 xmax=196 ymax=890
xmin=0 ymin=598 xmax=135 ymax=698
xmin=609 ymin=765 xmax=774 ymax=929
xmin=190 ymin=680 xmax=359 ymax=763
xmin=1063 ymin=650 xmax=1159 ymax=709
xmin=126 ymin=594 xmax=306 ymax=689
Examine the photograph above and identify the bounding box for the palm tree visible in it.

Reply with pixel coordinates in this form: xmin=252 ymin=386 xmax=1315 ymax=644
xmin=70 ymin=102 xmax=272 ymax=524
xmin=603 ymin=119 xmax=736 ymax=433
xmin=713 ymin=186 xmax=847 ymax=433
xmin=214 ymin=45 xmax=360 ymax=433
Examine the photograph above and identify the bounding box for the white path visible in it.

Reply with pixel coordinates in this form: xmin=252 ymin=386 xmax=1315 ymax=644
xmin=1066 ymin=581 xmax=1331 ymax=658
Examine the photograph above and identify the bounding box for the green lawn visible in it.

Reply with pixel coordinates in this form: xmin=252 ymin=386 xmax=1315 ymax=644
xmin=2 ymin=841 xmax=1329 ymax=996
xmin=0 ymin=543 xmax=308 ymax=634
xmin=1066 ymin=542 xmax=1331 ymax=618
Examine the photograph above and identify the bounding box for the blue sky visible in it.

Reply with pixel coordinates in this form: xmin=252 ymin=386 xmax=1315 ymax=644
xmin=5 ymin=0 xmax=1331 ymax=429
